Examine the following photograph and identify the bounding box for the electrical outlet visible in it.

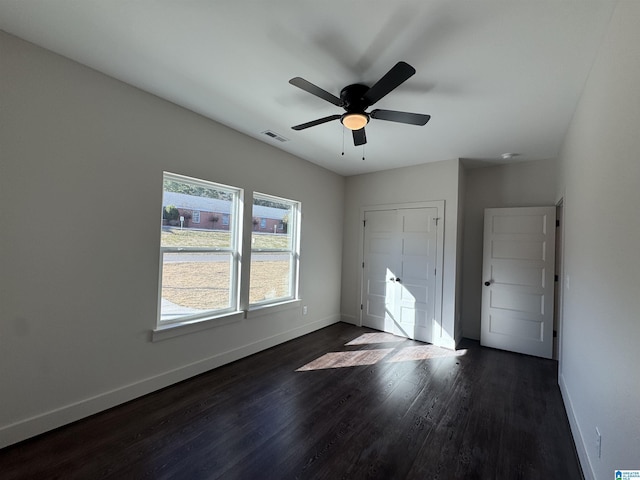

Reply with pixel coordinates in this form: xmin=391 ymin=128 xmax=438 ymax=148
xmin=596 ymin=427 xmax=602 ymax=458
xmin=303 ymin=305 xmax=308 ymax=315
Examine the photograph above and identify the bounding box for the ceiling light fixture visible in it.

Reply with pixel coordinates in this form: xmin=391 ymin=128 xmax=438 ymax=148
xmin=501 ymin=153 xmax=519 ymax=160
xmin=341 ymin=113 xmax=369 ymax=131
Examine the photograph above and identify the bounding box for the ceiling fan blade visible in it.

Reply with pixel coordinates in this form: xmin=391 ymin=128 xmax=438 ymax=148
xmin=370 ymin=109 xmax=431 ymax=126
xmin=363 ymin=61 xmax=416 ymax=106
xmin=292 ymin=114 xmax=341 ymax=131
xmin=289 ymin=77 xmax=342 ymax=106
xmin=352 ymin=128 xmax=367 ymax=146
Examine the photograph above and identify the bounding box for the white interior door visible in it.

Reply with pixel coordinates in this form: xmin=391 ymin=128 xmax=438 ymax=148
xmin=481 ymin=206 xmax=556 ymax=358
xmin=362 ymin=208 xmax=438 ymax=343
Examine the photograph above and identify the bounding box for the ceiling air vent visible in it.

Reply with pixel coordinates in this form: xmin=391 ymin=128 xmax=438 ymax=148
xmin=261 ymin=130 xmax=289 ymax=143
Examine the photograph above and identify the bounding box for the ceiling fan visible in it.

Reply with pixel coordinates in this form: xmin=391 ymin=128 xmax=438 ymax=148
xmin=289 ymin=61 xmax=431 ymax=146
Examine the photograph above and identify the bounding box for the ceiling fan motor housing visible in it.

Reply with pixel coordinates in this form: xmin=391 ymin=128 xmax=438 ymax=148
xmin=340 ymin=84 xmax=370 ymax=112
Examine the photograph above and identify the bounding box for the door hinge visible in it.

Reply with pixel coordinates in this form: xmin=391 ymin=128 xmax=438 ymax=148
xmin=362 ymin=262 xmax=365 ymax=268
xmin=553 ymin=330 xmax=558 ymax=338
xmin=360 ymin=304 xmax=363 ymax=310
xmin=363 ymin=220 xmax=366 ymax=227
xmin=556 ymin=219 xmax=560 ymax=227
xmin=555 ymin=274 xmax=559 ymax=282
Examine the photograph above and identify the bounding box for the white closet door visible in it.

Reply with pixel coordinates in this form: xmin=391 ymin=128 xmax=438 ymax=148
xmin=362 ymin=208 xmax=438 ymax=343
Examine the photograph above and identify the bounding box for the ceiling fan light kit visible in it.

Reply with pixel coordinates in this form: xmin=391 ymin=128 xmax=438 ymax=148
xmin=341 ymin=113 xmax=369 ymax=131
xmin=289 ymin=61 xmax=431 ymax=147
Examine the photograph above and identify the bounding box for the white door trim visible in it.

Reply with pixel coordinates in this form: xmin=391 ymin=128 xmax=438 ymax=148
xmin=555 ymin=198 xmax=566 ymax=367
xmin=357 ymin=201 xmax=445 ymax=344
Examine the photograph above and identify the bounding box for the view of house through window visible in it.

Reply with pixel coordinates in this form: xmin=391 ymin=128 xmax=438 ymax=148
xmin=158 ymin=173 xmax=301 ymax=325
xmin=250 ymin=193 xmax=300 ymax=306
xmin=159 ymin=173 xmax=241 ymax=324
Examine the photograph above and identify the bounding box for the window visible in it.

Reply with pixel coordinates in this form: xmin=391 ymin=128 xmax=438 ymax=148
xmin=260 ymin=218 xmax=266 ymax=229
xmin=250 ymin=193 xmax=300 ymax=306
xmin=222 ymin=214 xmax=229 ymax=226
xmin=159 ymin=172 xmax=242 ymax=325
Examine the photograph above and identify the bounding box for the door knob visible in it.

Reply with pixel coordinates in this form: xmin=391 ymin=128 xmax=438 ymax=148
xmin=484 ymin=281 xmax=491 ymax=286
xmin=395 ymin=278 xmax=401 ymax=283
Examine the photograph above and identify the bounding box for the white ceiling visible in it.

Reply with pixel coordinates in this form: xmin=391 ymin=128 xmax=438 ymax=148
xmin=0 ymin=1 xmax=617 ymax=176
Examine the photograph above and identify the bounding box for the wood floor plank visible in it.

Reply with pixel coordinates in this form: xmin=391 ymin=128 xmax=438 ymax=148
xmin=0 ymin=323 xmax=582 ymax=480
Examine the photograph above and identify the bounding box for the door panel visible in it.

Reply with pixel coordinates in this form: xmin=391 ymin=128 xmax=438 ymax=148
xmin=481 ymin=207 xmax=555 ymax=358
xmin=491 ymin=240 xmax=545 ymax=260
xmin=491 ymin=263 xmax=544 ymax=287
xmin=362 ymin=210 xmax=397 ymax=333
xmin=492 ymin=214 xmax=546 ymax=234
xmin=398 ymin=209 xmax=436 ymax=342
xmin=488 ymin=313 xmax=544 ymax=341
xmin=489 ymin=289 xmax=544 ymax=314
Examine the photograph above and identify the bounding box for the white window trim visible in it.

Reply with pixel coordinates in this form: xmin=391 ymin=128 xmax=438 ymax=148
xmin=153 ymin=298 xmax=303 ymax=341
xmin=246 ymin=298 xmax=302 ymax=319
xmin=152 ymin=310 xmax=244 ymax=342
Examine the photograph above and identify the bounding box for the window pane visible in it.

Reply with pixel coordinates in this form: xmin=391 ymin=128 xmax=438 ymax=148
xmin=160 ymin=252 xmax=232 ymax=322
xmin=249 ymin=252 xmax=292 ymax=304
xmin=162 ymin=183 xmax=235 ymax=248
xmin=161 ymin=226 xmax=231 ymax=248
xmin=251 ymin=203 xmax=293 ymax=249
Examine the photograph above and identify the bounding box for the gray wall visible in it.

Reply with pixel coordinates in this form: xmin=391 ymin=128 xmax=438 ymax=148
xmin=0 ymin=32 xmax=345 ymax=447
xmin=341 ymin=159 xmax=463 ymax=349
xmin=555 ymin=2 xmax=640 ymax=477
xmin=460 ymin=158 xmax=558 ymax=340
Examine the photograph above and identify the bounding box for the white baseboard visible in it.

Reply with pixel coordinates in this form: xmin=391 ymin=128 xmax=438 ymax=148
xmin=559 ymin=372 xmax=593 ymax=480
xmin=0 ymin=314 xmax=340 ymax=449
xmin=340 ymin=313 xmax=359 ymax=325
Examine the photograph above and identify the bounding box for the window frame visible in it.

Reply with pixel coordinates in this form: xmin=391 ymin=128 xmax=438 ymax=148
xmin=249 ymin=192 xmax=301 ymax=309
xmin=157 ymin=172 xmax=243 ymax=327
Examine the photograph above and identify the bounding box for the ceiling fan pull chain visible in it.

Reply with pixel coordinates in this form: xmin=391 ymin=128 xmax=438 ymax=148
xmin=341 ymin=127 xmax=345 ymax=156
xmin=362 ymin=144 xmax=365 ymax=161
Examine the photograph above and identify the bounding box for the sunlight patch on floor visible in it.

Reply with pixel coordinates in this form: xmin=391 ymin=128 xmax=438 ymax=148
xmin=296 ymin=349 xmax=394 ymax=371
xmin=345 ymin=332 xmax=407 ymax=346
xmin=386 ymin=345 xmax=467 ymax=363
xmin=296 ymin=334 xmax=468 ymax=371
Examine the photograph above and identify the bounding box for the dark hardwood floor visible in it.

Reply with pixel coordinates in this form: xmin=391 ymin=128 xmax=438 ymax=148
xmin=0 ymin=323 xmax=582 ymax=480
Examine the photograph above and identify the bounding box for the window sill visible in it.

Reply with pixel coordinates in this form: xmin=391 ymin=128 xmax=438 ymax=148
xmin=246 ymin=299 xmax=302 ymax=319
xmin=151 ymin=300 xmax=302 ymax=341
xmin=152 ymin=310 xmax=244 ymax=342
